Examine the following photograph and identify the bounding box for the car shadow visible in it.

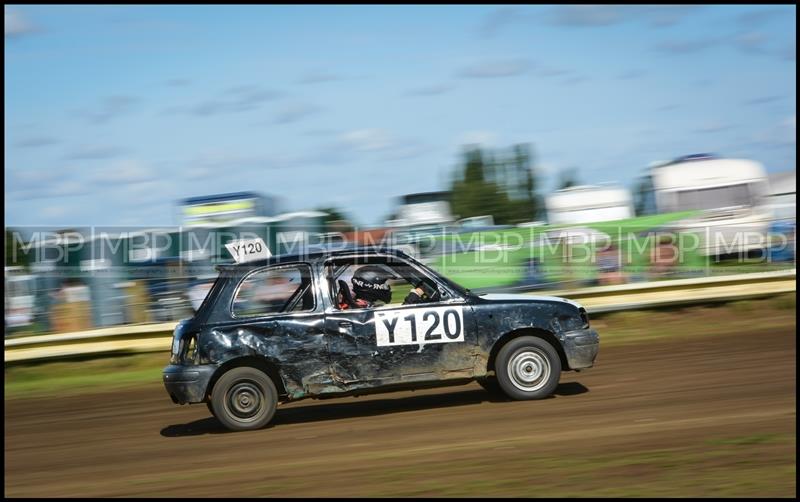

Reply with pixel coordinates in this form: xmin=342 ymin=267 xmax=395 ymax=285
xmin=160 ymin=381 xmax=589 ymax=437
xmin=554 ymin=381 xmax=589 ymax=396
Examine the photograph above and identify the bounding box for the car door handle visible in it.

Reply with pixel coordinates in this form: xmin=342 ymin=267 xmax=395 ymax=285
xmin=338 ymin=321 xmax=352 ymax=334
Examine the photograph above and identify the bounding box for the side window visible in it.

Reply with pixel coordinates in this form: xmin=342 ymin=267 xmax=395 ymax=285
xmin=233 ymin=264 xmax=314 ymax=317
xmin=329 ymin=258 xmax=443 ymax=310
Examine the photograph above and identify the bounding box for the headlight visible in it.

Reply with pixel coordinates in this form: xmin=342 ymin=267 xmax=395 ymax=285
xmin=552 ymin=311 xmax=588 ymax=332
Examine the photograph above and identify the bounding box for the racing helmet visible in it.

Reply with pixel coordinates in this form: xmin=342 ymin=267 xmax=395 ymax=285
xmin=351 ymin=265 xmax=393 ymax=304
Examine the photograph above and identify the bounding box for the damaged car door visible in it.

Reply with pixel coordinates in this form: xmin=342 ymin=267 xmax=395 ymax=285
xmin=223 ymin=263 xmax=333 ymax=395
xmin=323 ymin=255 xmax=478 ymax=389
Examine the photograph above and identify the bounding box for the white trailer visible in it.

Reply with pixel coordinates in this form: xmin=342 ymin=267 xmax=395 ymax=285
xmin=642 ymin=154 xmax=772 ymax=256
xmin=546 ymin=185 xmax=634 ymax=225
xmin=5 ymin=267 xmax=36 ymax=329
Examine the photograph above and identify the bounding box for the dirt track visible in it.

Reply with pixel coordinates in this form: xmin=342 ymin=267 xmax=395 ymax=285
xmin=5 ymin=328 xmax=796 ymax=497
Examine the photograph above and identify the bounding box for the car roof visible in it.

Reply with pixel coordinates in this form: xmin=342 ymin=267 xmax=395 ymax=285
xmin=215 ymin=245 xmax=414 ymax=273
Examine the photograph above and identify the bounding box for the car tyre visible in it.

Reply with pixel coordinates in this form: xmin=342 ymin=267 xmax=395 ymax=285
xmin=495 ymin=336 xmax=561 ymax=400
xmin=210 ymin=367 xmax=278 ymax=431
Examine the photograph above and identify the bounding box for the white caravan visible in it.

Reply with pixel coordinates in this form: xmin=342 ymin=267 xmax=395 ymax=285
xmin=546 ymin=185 xmax=634 ymax=225
xmin=642 ymin=154 xmax=772 ymax=256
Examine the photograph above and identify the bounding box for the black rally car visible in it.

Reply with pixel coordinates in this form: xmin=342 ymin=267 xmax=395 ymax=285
xmin=164 ymin=246 xmax=599 ymax=431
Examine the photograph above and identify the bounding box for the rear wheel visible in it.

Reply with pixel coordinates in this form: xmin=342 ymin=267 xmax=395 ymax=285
xmin=210 ymin=367 xmax=278 ymax=431
xmin=495 ymin=336 xmax=561 ymax=400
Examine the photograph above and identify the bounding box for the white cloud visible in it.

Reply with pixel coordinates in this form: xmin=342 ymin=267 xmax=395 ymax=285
xmin=744 ymin=117 xmax=797 ymax=152
xmin=5 ymin=7 xmax=34 ymax=38
xmin=694 ymin=122 xmax=734 ymax=134
xmin=120 ymin=179 xmax=175 ymax=203
xmin=561 ymin=75 xmax=589 ymax=86
xmin=618 ymin=69 xmax=648 ymax=80
xmin=172 ymin=86 xmax=282 ymax=116
xmin=340 ymin=129 xmax=393 ymax=152
xmin=311 ymin=129 xmax=430 ymax=163
xmin=8 ymin=169 xmax=55 ymax=191
xmin=654 ymin=37 xmax=721 ymax=54
xmin=551 ymin=5 xmax=624 ymax=27
xmin=458 ymin=131 xmax=497 ymax=146
xmin=40 ymin=205 xmax=72 ymax=219
xmin=186 ymin=166 xmax=215 ymax=181
xmin=79 ymin=96 xmax=140 ymax=124
xmin=14 ymin=136 xmax=59 ymax=148
xmin=734 ymin=32 xmax=769 ymax=54
xmin=92 ymin=159 xmax=157 ymax=184
xmin=785 ymin=42 xmax=796 ymax=61
xmin=191 ymin=150 xmax=297 ymax=171
xmin=536 ymin=66 xmax=571 ymax=78
xmin=65 ymin=145 xmax=127 ymax=160
xmin=7 ymin=169 xmax=90 ymax=199
xmin=273 ymin=103 xmax=323 ymax=124
xmin=404 ymin=84 xmax=455 ymax=97
xmin=296 ymin=70 xmax=343 ymax=84
xmin=48 ymin=180 xmax=90 ymax=197
xmin=478 ymin=7 xmax=525 ymax=38
xmin=550 ymin=6 xmax=702 ymax=28
xmin=456 ymin=59 xmax=533 ymax=78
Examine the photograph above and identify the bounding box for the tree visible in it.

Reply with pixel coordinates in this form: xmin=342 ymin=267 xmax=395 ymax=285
xmin=557 ymin=167 xmax=580 ymax=190
xmin=451 ymin=146 xmax=509 ymax=222
xmin=506 ymin=143 xmax=542 ymax=222
xmin=632 ymin=176 xmax=655 ymax=216
xmin=316 ymin=207 xmax=355 ymax=233
xmin=449 ymin=144 xmax=542 ymax=225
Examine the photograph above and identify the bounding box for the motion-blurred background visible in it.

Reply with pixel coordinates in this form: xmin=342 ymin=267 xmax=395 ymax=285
xmin=4 ymin=6 xmax=797 ymax=499
xmin=4 ymin=5 xmax=796 ymax=334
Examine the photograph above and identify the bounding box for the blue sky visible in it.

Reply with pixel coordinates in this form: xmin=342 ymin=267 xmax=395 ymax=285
xmin=5 ymin=5 xmax=796 ymax=227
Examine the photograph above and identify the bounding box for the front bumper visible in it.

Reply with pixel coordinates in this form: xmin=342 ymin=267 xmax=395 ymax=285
xmin=163 ymin=364 xmax=217 ymax=404
xmin=560 ymin=328 xmax=600 ymax=370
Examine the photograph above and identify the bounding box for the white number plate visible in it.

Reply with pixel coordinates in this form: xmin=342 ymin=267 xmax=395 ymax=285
xmin=375 ymin=306 xmax=465 ymax=347
xmin=225 ymin=237 xmax=272 ymax=263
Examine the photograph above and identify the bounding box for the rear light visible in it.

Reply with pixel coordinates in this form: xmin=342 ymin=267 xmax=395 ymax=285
xmin=184 ymin=335 xmax=198 ymax=364
xmin=170 ymin=332 xmax=199 ymax=364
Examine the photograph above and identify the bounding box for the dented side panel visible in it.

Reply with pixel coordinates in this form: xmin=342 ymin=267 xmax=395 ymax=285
xmin=165 ymin=249 xmax=598 ymax=407
xmin=323 ymin=303 xmax=479 ymax=392
xmin=199 ymin=313 xmax=334 ymax=398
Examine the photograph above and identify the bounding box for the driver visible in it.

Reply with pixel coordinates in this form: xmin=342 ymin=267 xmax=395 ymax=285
xmin=402 ymin=281 xmax=429 ymax=305
xmin=350 ymin=265 xmax=393 ymax=308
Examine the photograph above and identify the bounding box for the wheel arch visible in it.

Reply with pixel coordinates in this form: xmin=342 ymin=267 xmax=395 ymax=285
xmin=486 ymin=328 xmax=569 ymax=373
xmin=206 ymin=356 xmax=288 ymax=401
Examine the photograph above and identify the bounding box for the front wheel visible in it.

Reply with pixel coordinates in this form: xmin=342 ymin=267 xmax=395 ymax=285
xmin=210 ymin=367 xmax=278 ymax=431
xmin=495 ymin=336 xmax=561 ymax=400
